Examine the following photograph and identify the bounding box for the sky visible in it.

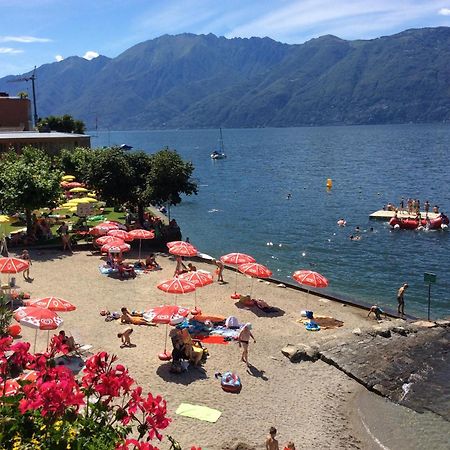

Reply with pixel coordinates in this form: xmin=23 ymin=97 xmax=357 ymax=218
xmin=1 ymin=0 xmax=450 ymax=78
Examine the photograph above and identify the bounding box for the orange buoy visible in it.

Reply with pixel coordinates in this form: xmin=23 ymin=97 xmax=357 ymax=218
xmin=326 ymin=178 xmax=333 ymax=189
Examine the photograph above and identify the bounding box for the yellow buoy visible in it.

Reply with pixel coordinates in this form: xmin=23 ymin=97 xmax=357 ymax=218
xmin=326 ymin=178 xmax=333 ymax=189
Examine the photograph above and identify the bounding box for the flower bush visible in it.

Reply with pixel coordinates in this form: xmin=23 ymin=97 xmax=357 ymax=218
xmin=0 ymin=334 xmax=172 ymax=449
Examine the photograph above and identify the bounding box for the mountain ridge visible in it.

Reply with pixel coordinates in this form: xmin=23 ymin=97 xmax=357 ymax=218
xmin=1 ymin=27 xmax=449 ymax=129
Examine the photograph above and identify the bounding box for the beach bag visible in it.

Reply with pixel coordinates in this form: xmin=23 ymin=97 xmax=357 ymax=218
xmin=225 ymin=316 xmax=239 ymax=329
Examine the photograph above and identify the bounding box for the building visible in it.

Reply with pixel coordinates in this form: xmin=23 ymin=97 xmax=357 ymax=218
xmin=0 ymin=131 xmax=91 ymax=155
xmin=0 ymin=92 xmax=32 ymax=131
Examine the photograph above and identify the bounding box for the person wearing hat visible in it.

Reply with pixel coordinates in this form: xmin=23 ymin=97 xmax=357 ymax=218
xmin=238 ymin=323 xmax=256 ymax=367
xmin=397 ymin=283 xmax=408 ymax=317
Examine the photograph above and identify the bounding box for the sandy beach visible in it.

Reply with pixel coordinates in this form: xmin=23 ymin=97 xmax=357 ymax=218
xmin=7 ymin=247 xmax=382 ymax=449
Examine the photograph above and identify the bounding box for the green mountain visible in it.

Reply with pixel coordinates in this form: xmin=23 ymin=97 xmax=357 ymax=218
xmin=1 ymin=28 xmax=450 ymax=129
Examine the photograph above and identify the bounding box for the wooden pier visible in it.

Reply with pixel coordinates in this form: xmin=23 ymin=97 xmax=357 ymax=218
xmin=369 ymin=210 xmax=440 ymax=221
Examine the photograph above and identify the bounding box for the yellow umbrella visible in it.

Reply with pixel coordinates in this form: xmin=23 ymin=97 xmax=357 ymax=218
xmin=61 ymin=202 xmax=75 ymax=208
xmin=72 ymin=198 xmax=91 ymax=204
xmin=0 ymin=215 xmax=12 ymax=224
xmin=69 ymin=187 xmax=88 ymax=193
xmin=78 ymin=197 xmax=97 ymax=203
xmin=61 ymin=175 xmax=76 ymax=181
xmin=69 ymin=207 xmax=78 ymax=213
xmin=87 ymin=192 xmax=97 ymax=198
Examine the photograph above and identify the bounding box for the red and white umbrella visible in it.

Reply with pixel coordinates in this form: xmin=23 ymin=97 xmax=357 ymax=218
xmin=14 ymin=306 xmax=63 ymax=353
xmin=143 ymin=304 xmax=190 ymax=358
xmin=179 ymin=270 xmax=213 ymax=313
xmin=17 ymin=370 xmax=38 ymax=383
xmin=104 ymin=220 xmax=127 ymax=230
xmin=0 ymin=257 xmax=29 ymax=274
xmin=107 ymin=229 xmax=134 ymax=242
xmin=166 ymin=240 xmax=184 ymax=248
xmin=221 ymin=253 xmax=256 ymax=265
xmin=24 ymin=297 xmax=76 ymax=312
xmin=128 ymin=229 xmax=155 ymax=260
xmin=0 ymin=379 xmax=20 ymax=397
xmin=168 ymin=242 xmax=198 ymax=257
xmin=292 ymin=270 xmax=329 ymax=308
xmin=157 ymin=277 xmax=196 ymax=295
xmin=221 ymin=253 xmax=256 ymax=298
xmin=101 ymin=242 xmax=131 ymax=254
xmin=292 ymin=270 xmax=329 ymax=288
xmin=95 ymin=236 xmax=125 ymax=246
xmin=238 ymin=262 xmax=272 ymax=279
xmin=238 ymin=262 xmax=272 ymax=298
xmin=90 ymin=222 xmax=119 ymax=236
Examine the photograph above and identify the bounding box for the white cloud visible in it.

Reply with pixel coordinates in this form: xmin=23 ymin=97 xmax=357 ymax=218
xmin=438 ymin=8 xmax=450 ymax=15
xmin=83 ymin=50 xmax=99 ymax=60
xmin=0 ymin=47 xmax=23 ymax=54
xmin=0 ymin=35 xmax=52 ymax=43
xmin=55 ymin=54 xmax=64 ymax=62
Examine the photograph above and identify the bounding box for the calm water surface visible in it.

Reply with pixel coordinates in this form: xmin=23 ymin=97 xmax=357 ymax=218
xmin=92 ymin=125 xmax=450 ymax=318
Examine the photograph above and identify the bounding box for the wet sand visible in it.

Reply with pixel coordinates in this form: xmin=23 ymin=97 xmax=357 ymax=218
xmin=9 ymin=248 xmax=384 ymax=449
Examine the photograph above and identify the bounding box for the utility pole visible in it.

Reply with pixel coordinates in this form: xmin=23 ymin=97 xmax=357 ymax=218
xmin=8 ymin=66 xmax=38 ymax=127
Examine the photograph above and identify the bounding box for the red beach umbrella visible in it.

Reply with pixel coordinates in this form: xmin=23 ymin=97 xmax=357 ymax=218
xmin=221 ymin=253 xmax=256 ymax=298
xmin=168 ymin=242 xmax=198 ymax=257
xmin=143 ymin=304 xmax=190 ymax=360
xmin=14 ymin=306 xmax=63 ymax=330
xmin=157 ymin=277 xmax=196 ymax=295
xmin=1 ymin=379 xmax=20 ymax=397
xmin=128 ymin=229 xmax=155 ymax=260
xmin=292 ymin=270 xmax=329 ymax=288
xmin=95 ymin=236 xmax=125 ymax=246
xmin=14 ymin=306 xmax=63 ymax=352
xmin=107 ymin=229 xmax=134 ymax=242
xmin=238 ymin=262 xmax=272 ymax=279
xmin=90 ymin=222 xmax=119 ymax=236
xmin=238 ymin=262 xmax=272 ymax=298
xmin=221 ymin=252 xmax=256 ymax=265
xmin=143 ymin=304 xmax=190 ymax=325
xmin=17 ymin=370 xmax=38 ymax=383
xmin=179 ymin=270 xmax=213 ymax=313
xmin=101 ymin=242 xmax=131 ymax=254
xmin=166 ymin=240 xmax=184 ymax=248
xmin=24 ymin=297 xmax=76 ymax=312
xmin=0 ymin=257 xmax=29 ymax=274
xmin=292 ymin=270 xmax=329 ymax=309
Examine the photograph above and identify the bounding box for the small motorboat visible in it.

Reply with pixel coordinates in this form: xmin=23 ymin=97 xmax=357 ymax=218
xmin=211 ymin=128 xmax=227 ymax=159
xmin=119 ymin=144 xmax=133 ymax=151
xmin=389 ymin=214 xmax=449 ymax=230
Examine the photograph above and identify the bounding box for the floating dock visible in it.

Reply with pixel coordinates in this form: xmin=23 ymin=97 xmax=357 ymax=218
xmin=369 ymin=210 xmax=440 ymax=221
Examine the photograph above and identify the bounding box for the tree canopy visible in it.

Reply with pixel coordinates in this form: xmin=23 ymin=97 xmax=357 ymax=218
xmin=37 ymin=114 xmax=86 ymax=134
xmin=0 ymin=147 xmax=62 ymax=234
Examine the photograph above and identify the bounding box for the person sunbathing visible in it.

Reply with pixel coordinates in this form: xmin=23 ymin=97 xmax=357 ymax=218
xmin=117 ymin=261 xmax=136 ymax=278
xmin=120 ymin=307 xmax=154 ymax=326
xmin=145 ymin=253 xmax=160 ymax=270
xmin=58 ymin=330 xmax=77 ymax=352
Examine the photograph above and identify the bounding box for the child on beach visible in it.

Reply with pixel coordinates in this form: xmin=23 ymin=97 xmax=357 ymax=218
xmin=212 ymin=259 xmax=225 ymax=283
xmin=265 ymin=427 xmax=279 ymax=450
xmin=283 ymin=442 xmax=295 ymax=450
xmin=118 ymin=327 xmax=134 ymax=347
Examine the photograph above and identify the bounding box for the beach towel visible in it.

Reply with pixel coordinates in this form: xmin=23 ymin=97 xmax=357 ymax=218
xmin=175 ymin=403 xmax=221 ymax=423
xmin=98 ymin=265 xmax=117 ymax=275
xmin=193 ymin=335 xmax=229 ymax=345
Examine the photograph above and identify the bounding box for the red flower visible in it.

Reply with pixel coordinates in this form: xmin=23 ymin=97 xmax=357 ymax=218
xmin=115 ymin=439 xmax=159 ymax=450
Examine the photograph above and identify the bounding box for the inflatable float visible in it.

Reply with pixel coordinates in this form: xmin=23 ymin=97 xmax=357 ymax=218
xmin=389 ymin=214 xmax=449 ymax=230
xmin=305 ymin=321 xmax=321 ymax=331
xmin=215 ymin=371 xmax=242 ymax=393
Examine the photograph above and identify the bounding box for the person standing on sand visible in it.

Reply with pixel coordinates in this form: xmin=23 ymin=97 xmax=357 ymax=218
xmin=20 ymin=249 xmax=33 ymax=281
xmin=265 ymin=427 xmax=279 ymax=450
xmin=212 ymin=259 xmax=224 ymax=283
xmin=397 ymin=283 xmax=408 ymax=317
xmin=58 ymin=222 xmax=72 ymax=253
xmin=238 ymin=322 xmax=256 ymax=367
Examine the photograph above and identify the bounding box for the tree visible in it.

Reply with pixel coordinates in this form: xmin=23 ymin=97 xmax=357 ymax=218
xmin=37 ymin=114 xmax=86 ymax=134
xmin=147 ymin=148 xmax=197 ymax=206
xmin=0 ymin=147 xmax=62 ymax=235
xmin=58 ymin=147 xmax=95 ymax=183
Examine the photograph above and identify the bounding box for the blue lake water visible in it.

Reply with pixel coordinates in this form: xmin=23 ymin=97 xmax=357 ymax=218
xmin=92 ymin=124 xmax=450 ymax=319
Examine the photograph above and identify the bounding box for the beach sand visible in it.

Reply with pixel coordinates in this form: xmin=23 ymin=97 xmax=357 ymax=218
xmin=8 ymin=248 xmax=379 ymax=449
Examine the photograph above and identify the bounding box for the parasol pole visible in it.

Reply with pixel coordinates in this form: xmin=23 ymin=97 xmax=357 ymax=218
xmin=33 ymin=329 xmax=38 ymax=354
xmin=164 ymin=324 xmax=168 ymax=353
xmin=138 ymin=239 xmax=142 ymax=261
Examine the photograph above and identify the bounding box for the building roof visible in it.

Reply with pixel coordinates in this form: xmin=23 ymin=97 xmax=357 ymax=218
xmin=0 ymin=131 xmax=89 ymax=140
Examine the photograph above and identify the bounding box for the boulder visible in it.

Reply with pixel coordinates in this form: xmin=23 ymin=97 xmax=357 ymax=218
xmin=281 ymin=344 xmax=319 ymax=363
